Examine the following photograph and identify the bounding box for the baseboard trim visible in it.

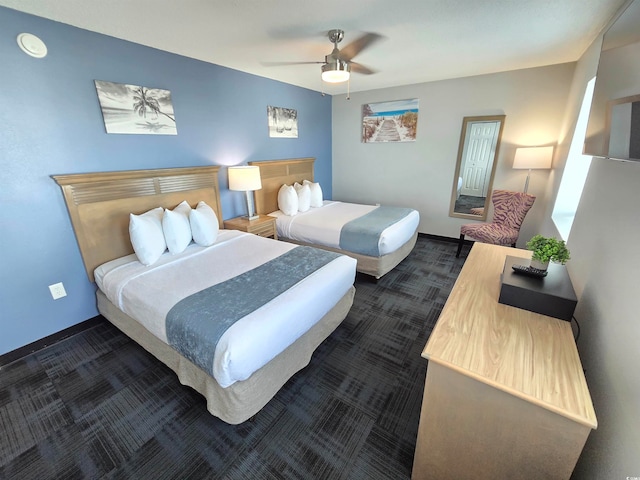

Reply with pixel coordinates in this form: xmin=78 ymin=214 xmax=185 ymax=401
xmin=418 ymin=232 xmax=468 ymax=244
xmin=0 ymin=316 xmax=104 ymax=368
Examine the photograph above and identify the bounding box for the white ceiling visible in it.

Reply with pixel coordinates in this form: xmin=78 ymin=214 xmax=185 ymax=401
xmin=0 ymin=0 xmax=628 ymax=95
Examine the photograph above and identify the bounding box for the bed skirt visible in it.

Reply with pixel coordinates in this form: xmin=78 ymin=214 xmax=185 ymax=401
xmin=96 ymin=286 xmax=355 ymax=424
xmin=278 ymin=231 xmax=418 ymax=279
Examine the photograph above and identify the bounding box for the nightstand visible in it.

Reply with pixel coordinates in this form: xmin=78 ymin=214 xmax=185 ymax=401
xmin=223 ymin=215 xmax=278 ymax=240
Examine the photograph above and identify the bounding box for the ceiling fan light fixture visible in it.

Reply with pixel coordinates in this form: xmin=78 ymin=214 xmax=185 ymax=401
xmin=321 ymin=59 xmax=350 ymax=83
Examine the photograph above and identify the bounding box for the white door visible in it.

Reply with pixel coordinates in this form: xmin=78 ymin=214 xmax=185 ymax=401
xmin=461 ymin=121 xmax=499 ymax=197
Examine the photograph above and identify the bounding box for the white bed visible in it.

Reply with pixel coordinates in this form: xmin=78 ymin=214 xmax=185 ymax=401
xmin=94 ymin=229 xmax=356 ymax=389
xmin=53 ymin=166 xmax=356 ymax=424
xmin=270 ymin=200 xmax=419 ymax=257
xmin=251 ymin=158 xmax=419 ymax=279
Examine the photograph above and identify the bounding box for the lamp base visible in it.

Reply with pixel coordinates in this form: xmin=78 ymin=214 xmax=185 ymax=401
xmin=523 ymin=169 xmax=532 ymax=193
xmin=243 ymin=191 xmax=259 ymax=221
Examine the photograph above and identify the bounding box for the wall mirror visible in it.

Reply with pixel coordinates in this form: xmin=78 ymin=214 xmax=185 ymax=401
xmin=449 ymin=115 xmax=505 ymax=220
xmin=584 ymin=0 xmax=640 ymax=161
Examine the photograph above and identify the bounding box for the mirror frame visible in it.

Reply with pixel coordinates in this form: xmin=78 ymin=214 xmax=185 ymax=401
xmin=449 ymin=115 xmax=506 ymax=220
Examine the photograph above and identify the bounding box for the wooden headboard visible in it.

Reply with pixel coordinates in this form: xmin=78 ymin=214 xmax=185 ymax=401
xmin=249 ymin=158 xmax=315 ymax=215
xmin=52 ymin=166 xmax=223 ymax=282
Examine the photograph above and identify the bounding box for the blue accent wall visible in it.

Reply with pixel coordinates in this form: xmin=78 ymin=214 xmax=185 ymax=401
xmin=0 ymin=7 xmax=332 ymax=355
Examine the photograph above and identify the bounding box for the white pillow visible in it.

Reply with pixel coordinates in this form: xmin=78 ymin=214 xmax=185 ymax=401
xmin=294 ymin=182 xmax=311 ymax=212
xmin=303 ymin=179 xmax=323 ymax=208
xmin=189 ymin=201 xmax=219 ymax=246
xmin=162 ymin=200 xmax=192 ymax=254
xmin=278 ymin=184 xmax=298 ymax=216
xmin=129 ymin=207 xmax=166 ymax=266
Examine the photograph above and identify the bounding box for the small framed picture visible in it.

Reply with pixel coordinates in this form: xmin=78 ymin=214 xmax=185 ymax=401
xmin=268 ymin=105 xmax=298 ymax=138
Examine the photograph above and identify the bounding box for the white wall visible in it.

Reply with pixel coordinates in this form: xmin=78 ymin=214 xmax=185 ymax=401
xmin=331 ymin=63 xmax=575 ymax=246
xmin=539 ymin=36 xmax=640 ymax=478
xmin=568 ymin=159 xmax=640 ymax=478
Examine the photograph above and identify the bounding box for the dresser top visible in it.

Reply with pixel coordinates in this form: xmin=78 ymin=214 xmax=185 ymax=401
xmin=424 ymin=242 xmax=597 ymax=429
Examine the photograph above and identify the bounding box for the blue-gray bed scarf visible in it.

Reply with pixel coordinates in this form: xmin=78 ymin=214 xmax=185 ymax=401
xmin=339 ymin=206 xmax=413 ymax=256
xmin=165 ymin=246 xmax=341 ymax=377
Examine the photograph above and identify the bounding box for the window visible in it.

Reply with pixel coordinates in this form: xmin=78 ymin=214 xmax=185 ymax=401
xmin=551 ymin=77 xmax=595 ymax=240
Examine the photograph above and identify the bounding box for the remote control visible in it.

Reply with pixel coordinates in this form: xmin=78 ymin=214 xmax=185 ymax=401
xmin=511 ymin=264 xmax=548 ymax=278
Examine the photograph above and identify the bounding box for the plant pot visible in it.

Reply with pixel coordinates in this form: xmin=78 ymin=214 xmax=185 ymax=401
xmin=530 ymin=258 xmax=549 ymax=271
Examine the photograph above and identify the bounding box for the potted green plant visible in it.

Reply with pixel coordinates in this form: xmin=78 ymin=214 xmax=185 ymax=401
xmin=525 ymin=235 xmax=570 ymax=271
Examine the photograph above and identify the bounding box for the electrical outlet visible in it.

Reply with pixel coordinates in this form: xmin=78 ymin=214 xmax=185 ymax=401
xmin=49 ymin=282 xmax=67 ymax=300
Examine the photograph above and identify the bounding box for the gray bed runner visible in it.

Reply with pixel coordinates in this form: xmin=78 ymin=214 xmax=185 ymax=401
xmin=339 ymin=206 xmax=413 ymax=256
xmin=166 ymin=246 xmax=342 ymax=377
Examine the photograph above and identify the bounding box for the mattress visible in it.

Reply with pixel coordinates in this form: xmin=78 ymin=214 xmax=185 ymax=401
xmin=269 ymin=201 xmax=420 ymax=256
xmin=95 ymin=229 xmax=357 ymax=388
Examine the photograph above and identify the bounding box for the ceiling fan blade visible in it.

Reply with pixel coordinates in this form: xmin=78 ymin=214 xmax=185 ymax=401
xmin=338 ymin=32 xmax=383 ymax=61
xmin=261 ymin=61 xmax=324 ymax=67
xmin=349 ymin=62 xmax=377 ymax=75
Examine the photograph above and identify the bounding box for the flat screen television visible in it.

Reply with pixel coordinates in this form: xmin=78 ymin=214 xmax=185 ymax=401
xmin=584 ymin=0 xmax=640 ymax=162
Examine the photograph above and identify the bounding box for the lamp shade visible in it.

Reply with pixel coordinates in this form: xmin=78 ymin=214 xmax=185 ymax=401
xmin=321 ymin=60 xmax=351 ymax=83
xmin=228 ymin=166 xmax=262 ymax=191
xmin=513 ymin=146 xmax=554 ymax=170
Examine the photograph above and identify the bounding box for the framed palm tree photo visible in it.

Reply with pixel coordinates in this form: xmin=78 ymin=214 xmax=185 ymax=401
xmin=94 ymin=80 xmax=177 ymax=135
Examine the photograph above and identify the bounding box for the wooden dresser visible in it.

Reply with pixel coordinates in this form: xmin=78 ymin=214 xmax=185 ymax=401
xmin=412 ymin=242 xmax=597 ymax=480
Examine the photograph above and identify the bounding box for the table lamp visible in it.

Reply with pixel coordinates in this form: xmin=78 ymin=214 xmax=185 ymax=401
xmin=513 ymin=146 xmax=553 ymax=193
xmin=228 ymin=166 xmax=262 ymax=220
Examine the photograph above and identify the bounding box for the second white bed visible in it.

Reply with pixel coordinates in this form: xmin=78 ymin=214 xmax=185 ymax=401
xmin=269 ymin=201 xmax=420 ymax=256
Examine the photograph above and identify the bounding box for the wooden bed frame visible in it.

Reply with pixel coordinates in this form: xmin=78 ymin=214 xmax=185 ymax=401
xmin=52 ymin=166 xmax=355 ymax=424
xmin=250 ymin=157 xmax=418 ymax=279
xmin=52 ymin=166 xmax=225 ymax=282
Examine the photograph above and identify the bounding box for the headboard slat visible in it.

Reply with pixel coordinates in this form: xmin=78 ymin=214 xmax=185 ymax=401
xmin=158 ymin=174 xmax=217 ymax=193
xmin=69 ymin=179 xmax=158 ymax=205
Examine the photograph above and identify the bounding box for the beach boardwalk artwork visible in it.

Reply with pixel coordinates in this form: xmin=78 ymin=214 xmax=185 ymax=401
xmin=95 ymin=80 xmax=177 ymax=135
xmin=362 ymin=99 xmax=418 ymax=143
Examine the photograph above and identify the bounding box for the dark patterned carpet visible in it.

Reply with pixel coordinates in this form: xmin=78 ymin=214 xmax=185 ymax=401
xmin=0 ymin=235 xmax=465 ymax=479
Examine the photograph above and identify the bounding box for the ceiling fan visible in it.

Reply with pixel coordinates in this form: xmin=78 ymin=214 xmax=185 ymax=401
xmin=264 ymin=29 xmax=383 ymax=84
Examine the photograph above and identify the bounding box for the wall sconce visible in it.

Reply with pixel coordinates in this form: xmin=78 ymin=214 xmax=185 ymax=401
xmin=513 ymin=146 xmax=553 ymax=193
xmin=228 ymin=165 xmax=262 ymax=220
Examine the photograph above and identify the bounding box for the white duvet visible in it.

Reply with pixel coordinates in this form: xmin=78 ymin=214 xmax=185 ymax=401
xmin=95 ymin=230 xmax=356 ymax=388
xmin=269 ymin=201 xmax=420 ymax=256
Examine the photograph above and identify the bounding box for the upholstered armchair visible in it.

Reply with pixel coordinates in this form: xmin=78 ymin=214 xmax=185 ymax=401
xmin=456 ymin=190 xmax=536 ymax=257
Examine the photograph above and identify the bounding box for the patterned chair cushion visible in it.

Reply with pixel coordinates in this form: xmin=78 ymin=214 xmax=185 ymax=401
xmin=460 ymin=190 xmax=536 ymax=246
xmin=460 ymin=223 xmax=521 ymax=246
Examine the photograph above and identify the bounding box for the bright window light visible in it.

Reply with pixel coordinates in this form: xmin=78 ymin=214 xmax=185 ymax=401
xmin=552 ymin=77 xmax=596 ymax=240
